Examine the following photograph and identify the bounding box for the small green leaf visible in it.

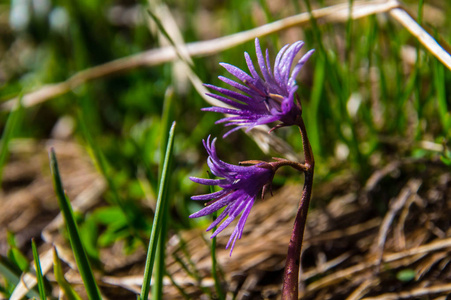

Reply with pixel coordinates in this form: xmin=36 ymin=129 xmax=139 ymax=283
xmin=7 ymin=248 xmax=29 ymax=273
xmin=396 ymin=269 xmax=416 ymax=282
xmin=78 ymin=216 xmax=100 ymax=261
xmin=440 ymin=155 xmax=451 ymax=166
xmin=7 ymin=233 xmax=29 ymax=272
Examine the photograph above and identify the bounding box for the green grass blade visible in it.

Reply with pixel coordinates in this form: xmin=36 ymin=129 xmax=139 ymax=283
xmin=146 ymin=9 xmax=192 ymax=66
xmin=53 ymin=247 xmax=82 ymax=300
xmin=417 ymin=0 xmax=424 ymax=25
xmin=152 ymin=225 xmax=167 ymax=300
xmin=434 ymin=57 xmax=449 ymax=133
xmin=307 ymin=55 xmax=326 ymax=157
xmin=140 ymin=121 xmax=176 ymax=300
xmin=0 ymin=95 xmax=23 ymax=185
xmin=208 ymin=172 xmax=224 ymax=300
xmin=345 ymin=0 xmax=354 ymax=91
xmin=7 ymin=232 xmax=29 ymax=272
xmin=159 ymin=88 xmax=175 ymax=173
xmin=412 ymin=0 xmax=425 ymax=140
xmin=31 ymin=239 xmax=46 ymax=300
xmin=152 ymin=87 xmax=175 ymax=300
xmin=0 ymin=255 xmax=40 ymax=298
xmin=49 ymin=148 xmax=102 ymax=300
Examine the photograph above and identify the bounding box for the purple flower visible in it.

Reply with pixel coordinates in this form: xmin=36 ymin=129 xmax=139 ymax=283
xmin=204 ymin=38 xmax=315 ymax=137
xmin=190 ymin=136 xmax=275 ymax=255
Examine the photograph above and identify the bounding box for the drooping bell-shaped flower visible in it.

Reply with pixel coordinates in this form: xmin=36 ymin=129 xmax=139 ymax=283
xmin=190 ymin=136 xmax=275 ymax=255
xmin=204 ymin=38 xmax=314 ymax=137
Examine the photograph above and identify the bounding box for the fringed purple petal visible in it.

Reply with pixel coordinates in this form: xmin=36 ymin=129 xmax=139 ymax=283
xmin=220 ymin=63 xmax=253 ymax=83
xmin=218 ymin=76 xmax=259 ymax=98
xmin=210 ymin=214 xmax=236 ymax=238
xmin=290 ymin=49 xmax=315 ymax=86
xmin=228 ymin=195 xmax=250 ymax=217
xmin=206 ymin=91 xmax=249 ymax=107
xmin=189 ymin=176 xmax=221 ymax=186
xmin=226 ymin=199 xmax=254 ymax=255
xmin=222 ymin=125 xmax=247 ymax=138
xmin=245 ymin=52 xmax=260 ymax=80
xmin=202 ymin=106 xmax=245 ymax=115
xmin=191 ymin=189 xmax=226 ymax=201
xmin=206 ymin=206 xmax=231 ymax=231
xmin=215 ymin=116 xmax=248 ymax=124
xmin=251 ymin=114 xmax=280 ymax=127
xmin=266 ymin=48 xmax=273 ymax=79
xmin=205 ymin=86 xmax=251 ymax=107
xmin=255 ymin=38 xmax=272 ymax=84
xmin=273 ymin=44 xmax=290 ymax=83
xmin=279 ymin=41 xmax=304 ymax=84
xmin=189 ymin=195 xmax=235 ymax=218
xmin=237 ymin=200 xmax=254 ymax=240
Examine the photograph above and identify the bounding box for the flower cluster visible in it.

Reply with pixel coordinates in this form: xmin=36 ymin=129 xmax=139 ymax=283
xmin=190 ymin=38 xmax=314 ymax=255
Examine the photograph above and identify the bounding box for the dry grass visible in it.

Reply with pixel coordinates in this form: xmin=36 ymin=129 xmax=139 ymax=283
xmin=2 ymin=139 xmax=451 ymax=299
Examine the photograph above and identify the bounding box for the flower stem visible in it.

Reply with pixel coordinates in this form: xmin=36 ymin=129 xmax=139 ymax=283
xmin=282 ymin=117 xmax=314 ymax=300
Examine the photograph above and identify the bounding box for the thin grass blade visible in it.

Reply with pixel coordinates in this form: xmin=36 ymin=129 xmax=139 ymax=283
xmin=0 ymin=256 xmax=40 ymax=299
xmin=0 ymin=95 xmax=22 ymax=185
xmin=7 ymin=232 xmax=29 ymax=272
xmin=53 ymin=247 xmax=82 ymax=300
xmin=208 ymin=172 xmax=224 ymax=300
xmin=433 ymin=56 xmax=449 ymax=133
xmin=152 ymin=87 xmax=175 ymax=300
xmin=307 ymin=55 xmax=326 ymax=157
xmin=49 ymin=148 xmax=101 ymax=300
xmin=146 ymin=9 xmax=193 ymax=66
xmin=140 ymin=121 xmax=176 ymax=300
xmin=31 ymin=239 xmax=46 ymax=300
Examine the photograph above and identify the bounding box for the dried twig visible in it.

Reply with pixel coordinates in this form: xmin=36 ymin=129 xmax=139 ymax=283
xmin=371 ymin=179 xmax=422 ymax=271
xmin=301 ymin=252 xmax=351 ymax=281
xmin=346 ymin=278 xmax=379 ymax=300
xmin=389 ymin=7 xmax=451 ymax=69
xmin=394 ymin=192 xmax=418 ymax=250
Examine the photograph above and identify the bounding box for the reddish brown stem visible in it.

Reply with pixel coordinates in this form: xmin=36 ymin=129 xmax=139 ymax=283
xmin=282 ymin=117 xmax=314 ymax=300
